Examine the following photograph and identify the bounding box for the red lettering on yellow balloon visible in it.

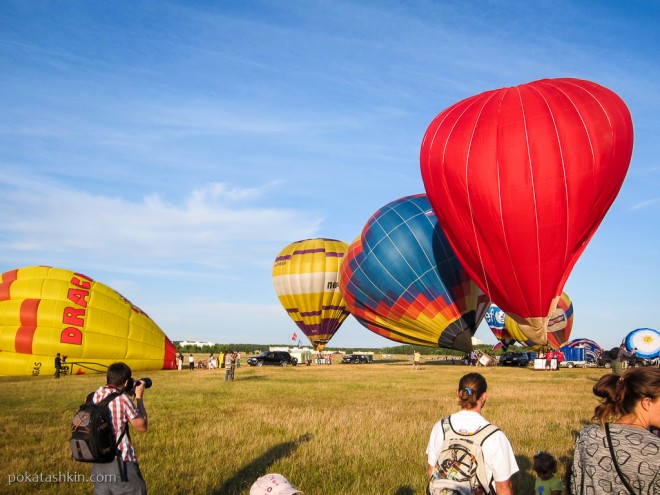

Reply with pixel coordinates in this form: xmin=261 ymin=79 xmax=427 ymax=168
xmin=59 ymin=273 xmax=92 ymax=347
xmin=71 ymin=273 xmax=92 ymax=290
xmin=60 ymin=327 xmax=82 ymax=345
xmin=67 ymin=288 xmax=89 ymax=308
xmin=63 ymin=307 xmax=85 ymax=326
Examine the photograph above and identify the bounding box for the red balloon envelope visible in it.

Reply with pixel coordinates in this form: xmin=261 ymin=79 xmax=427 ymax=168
xmin=420 ymin=78 xmax=633 ymax=345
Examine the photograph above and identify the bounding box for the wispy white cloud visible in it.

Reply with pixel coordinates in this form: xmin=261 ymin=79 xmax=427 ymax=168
xmin=628 ymin=197 xmax=660 ymax=211
xmin=0 ymin=173 xmax=322 ymax=271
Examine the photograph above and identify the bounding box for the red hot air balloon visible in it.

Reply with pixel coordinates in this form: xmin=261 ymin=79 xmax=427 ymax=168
xmin=420 ymin=78 xmax=633 ymax=345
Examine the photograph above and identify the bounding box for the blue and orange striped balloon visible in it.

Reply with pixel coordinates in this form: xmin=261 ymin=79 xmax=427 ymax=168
xmin=339 ymin=195 xmax=489 ymax=352
xmin=272 ymin=239 xmax=349 ymax=350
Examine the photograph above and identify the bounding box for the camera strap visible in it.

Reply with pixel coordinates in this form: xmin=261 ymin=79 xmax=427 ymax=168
xmin=115 ymin=426 xmax=128 ymax=482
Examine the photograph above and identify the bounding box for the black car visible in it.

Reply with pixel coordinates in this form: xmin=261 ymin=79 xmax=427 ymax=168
xmin=597 ymin=356 xmax=654 ymax=369
xmin=247 ymin=351 xmax=298 ymax=367
xmin=499 ymin=352 xmax=531 ymax=367
xmin=342 ymin=354 xmax=370 ymax=364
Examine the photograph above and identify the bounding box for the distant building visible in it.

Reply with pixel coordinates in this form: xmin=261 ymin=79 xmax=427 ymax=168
xmin=177 ymin=340 xmax=216 ymax=348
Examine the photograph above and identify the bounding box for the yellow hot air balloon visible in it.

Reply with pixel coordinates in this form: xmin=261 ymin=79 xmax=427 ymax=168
xmin=0 ymin=266 xmax=177 ymax=377
xmin=273 ymin=239 xmax=349 ymax=350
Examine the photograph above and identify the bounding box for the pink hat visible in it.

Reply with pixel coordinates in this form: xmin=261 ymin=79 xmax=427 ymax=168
xmin=250 ymin=474 xmax=303 ymax=495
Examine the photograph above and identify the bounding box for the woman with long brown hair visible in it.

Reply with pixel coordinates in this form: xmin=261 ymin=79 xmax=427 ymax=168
xmin=570 ymin=367 xmax=660 ymax=494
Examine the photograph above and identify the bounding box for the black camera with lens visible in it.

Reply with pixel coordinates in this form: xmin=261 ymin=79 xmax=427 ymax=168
xmin=124 ymin=377 xmax=152 ymax=394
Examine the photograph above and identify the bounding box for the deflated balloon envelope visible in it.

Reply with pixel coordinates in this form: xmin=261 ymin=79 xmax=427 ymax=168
xmin=421 ymin=78 xmax=633 ymax=346
xmin=485 ymin=295 xmax=573 ymax=351
xmin=505 ymin=292 xmax=574 ymax=350
xmin=272 ymin=238 xmax=349 ymax=350
xmin=0 ymin=266 xmax=177 ymax=377
xmin=339 ymin=194 xmax=489 ymax=352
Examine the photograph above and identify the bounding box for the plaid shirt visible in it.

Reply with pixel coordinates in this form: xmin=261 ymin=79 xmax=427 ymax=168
xmin=93 ymin=386 xmax=140 ymax=462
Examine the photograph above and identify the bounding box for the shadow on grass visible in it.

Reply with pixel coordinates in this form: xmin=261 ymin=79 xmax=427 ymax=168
xmin=560 ymin=454 xmax=574 ymax=492
xmin=381 ymin=359 xmax=470 ymax=366
xmin=420 ymin=359 xmax=469 ymax=366
xmin=394 ymin=485 xmax=414 ymax=494
xmin=515 ymin=454 xmax=535 ymax=492
xmin=210 ymin=433 xmax=312 ymax=495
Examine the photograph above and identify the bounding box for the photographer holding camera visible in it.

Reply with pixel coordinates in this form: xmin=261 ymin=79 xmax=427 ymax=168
xmin=91 ymin=362 xmax=149 ymax=495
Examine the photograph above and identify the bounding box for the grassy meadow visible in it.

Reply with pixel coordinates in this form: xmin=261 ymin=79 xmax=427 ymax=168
xmin=0 ymin=356 xmax=607 ymax=494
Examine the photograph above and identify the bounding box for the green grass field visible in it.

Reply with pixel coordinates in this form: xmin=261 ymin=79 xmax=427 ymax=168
xmin=0 ymin=357 xmax=607 ymax=494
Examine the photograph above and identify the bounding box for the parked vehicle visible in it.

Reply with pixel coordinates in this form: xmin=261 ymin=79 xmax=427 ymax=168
xmin=342 ymin=354 xmax=370 ymax=364
xmin=499 ymin=352 xmax=532 ymax=367
xmin=559 ymin=345 xmax=588 ymax=368
xmin=598 ymin=355 xmax=656 ymax=369
xmin=247 ymin=351 xmax=298 ymax=367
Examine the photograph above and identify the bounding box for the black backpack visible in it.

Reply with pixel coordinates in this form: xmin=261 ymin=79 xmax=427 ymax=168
xmin=608 ymin=347 xmax=620 ymax=360
xmin=70 ymin=391 xmax=126 ymax=463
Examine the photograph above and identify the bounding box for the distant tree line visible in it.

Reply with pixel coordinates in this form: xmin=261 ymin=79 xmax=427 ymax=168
xmin=174 ymin=341 xmax=519 ymax=356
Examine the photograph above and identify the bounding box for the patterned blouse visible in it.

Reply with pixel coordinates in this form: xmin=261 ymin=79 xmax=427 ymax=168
xmin=571 ymin=423 xmax=659 ymax=494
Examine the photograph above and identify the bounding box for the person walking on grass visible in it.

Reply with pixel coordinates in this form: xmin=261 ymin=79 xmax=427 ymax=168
xmin=54 ymin=352 xmax=62 ymax=379
xmin=412 ymin=350 xmax=421 ymax=370
xmin=225 ymin=351 xmax=235 ymax=382
xmin=426 ymin=372 xmax=518 ymax=495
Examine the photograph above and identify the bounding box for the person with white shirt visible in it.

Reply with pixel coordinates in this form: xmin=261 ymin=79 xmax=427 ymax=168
xmin=426 ymin=372 xmax=519 ymax=494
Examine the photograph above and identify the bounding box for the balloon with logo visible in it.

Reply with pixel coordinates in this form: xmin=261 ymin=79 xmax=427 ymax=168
xmin=624 ymin=328 xmax=660 ymax=360
xmin=339 ymin=194 xmax=490 ymax=352
xmin=0 ymin=266 xmax=177 ymax=377
xmin=272 ymin=238 xmax=349 ymax=350
xmin=484 ymin=304 xmax=517 ymax=352
xmin=421 ymin=78 xmax=633 ymax=346
xmin=505 ymin=292 xmax=574 ymax=350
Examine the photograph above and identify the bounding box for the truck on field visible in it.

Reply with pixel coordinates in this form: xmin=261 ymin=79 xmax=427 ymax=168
xmin=559 ymin=345 xmax=588 ymax=368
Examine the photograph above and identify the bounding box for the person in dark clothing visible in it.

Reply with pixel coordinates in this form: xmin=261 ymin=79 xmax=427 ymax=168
xmin=54 ymin=353 xmax=62 ymax=379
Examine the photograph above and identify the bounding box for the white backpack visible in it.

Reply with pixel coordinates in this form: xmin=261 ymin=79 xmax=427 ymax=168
xmin=428 ymin=417 xmax=500 ymax=495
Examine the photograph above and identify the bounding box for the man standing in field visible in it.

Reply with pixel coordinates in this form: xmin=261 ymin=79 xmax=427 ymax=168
xmin=225 ymin=351 xmax=235 ymax=382
xmin=611 ymin=344 xmax=635 ymax=374
xmin=91 ymin=362 xmax=148 ymax=495
xmin=412 ymin=350 xmax=421 ymax=370
xmin=54 ymin=353 xmax=62 ymax=379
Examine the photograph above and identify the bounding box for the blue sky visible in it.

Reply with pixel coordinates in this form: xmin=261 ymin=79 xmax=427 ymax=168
xmin=1 ymin=0 xmax=658 ymax=351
